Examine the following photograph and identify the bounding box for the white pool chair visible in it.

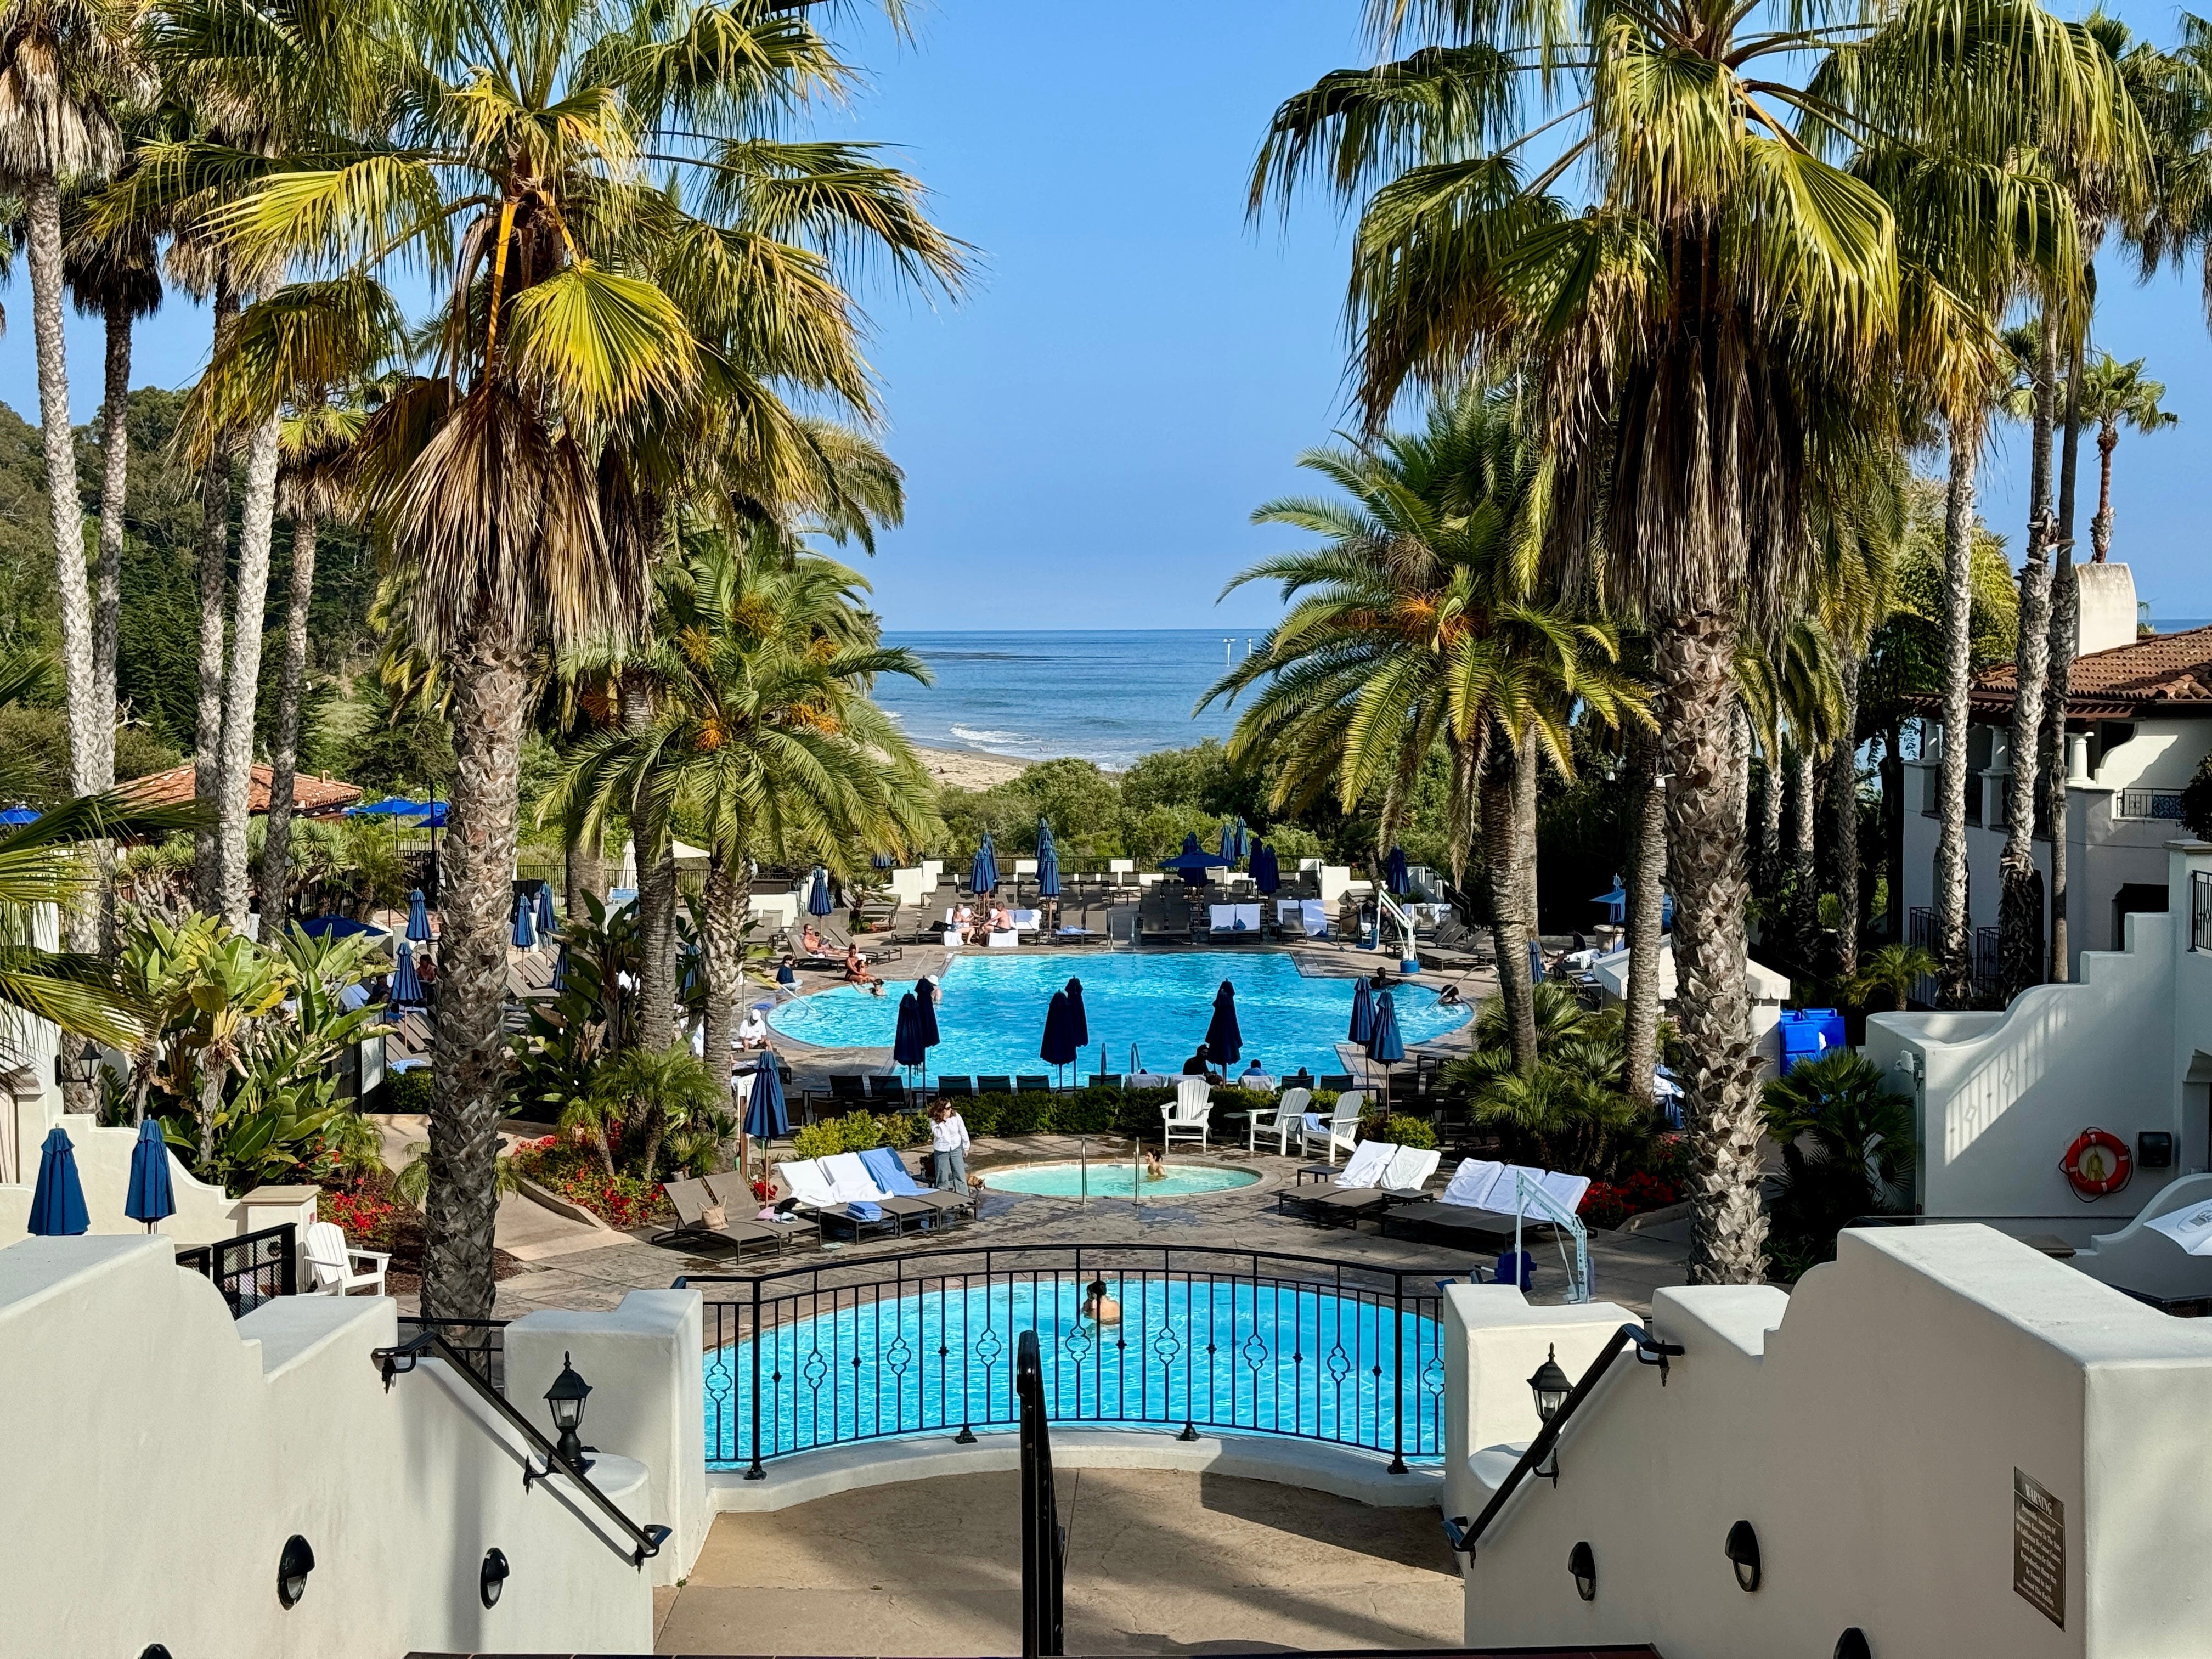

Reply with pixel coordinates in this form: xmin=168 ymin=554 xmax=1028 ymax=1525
xmin=1248 ymin=1087 xmax=1312 ymax=1154
xmin=1295 ymin=1091 xmax=1365 ymax=1165
xmin=303 ymin=1220 xmax=390 ymax=1297
xmin=1161 ymin=1077 xmax=1214 ymax=1150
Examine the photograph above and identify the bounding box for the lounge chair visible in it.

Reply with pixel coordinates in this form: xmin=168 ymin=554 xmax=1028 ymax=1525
xmin=978 ymin=1075 xmax=1013 ymax=1094
xmin=776 ymin=1158 xmax=904 ymax=1243
xmin=1278 ymin=1143 xmax=1441 ymax=1228
xmin=1161 ymin=1076 xmax=1212 ymax=1150
xmin=867 ymin=1076 xmax=907 ymax=1107
xmin=303 ymin=1220 xmax=389 ymax=1296
xmin=1379 ymin=1158 xmax=1592 ymax=1244
xmin=855 ymin=1147 xmax=973 ymax=1227
xmin=1295 ymin=1091 xmax=1366 ymax=1165
xmin=821 ymin=1151 xmax=948 ymax=1233
xmin=656 ymin=1176 xmax=793 ymax=1260
xmin=1318 ymin=1073 xmax=1356 ymax=1093
xmin=1246 ymin=1087 xmax=1312 ymax=1154
xmin=824 ymin=1075 xmax=868 ymax=1113
xmin=1015 ymin=1073 xmax=1051 ymax=1093
xmin=936 ymin=1076 xmax=974 ymax=1098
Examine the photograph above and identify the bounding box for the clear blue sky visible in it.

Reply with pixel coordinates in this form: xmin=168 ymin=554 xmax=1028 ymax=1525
xmin=2 ymin=0 xmax=2207 ymax=625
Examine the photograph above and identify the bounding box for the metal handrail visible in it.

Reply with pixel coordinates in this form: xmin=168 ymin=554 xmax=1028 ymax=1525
xmin=675 ymin=1240 xmax=1464 ymax=1296
xmin=371 ymin=1327 xmax=672 ymax=1568
xmin=1441 ymin=1323 xmax=1684 ymax=1559
xmin=1017 ymin=1330 xmax=1064 ymax=1659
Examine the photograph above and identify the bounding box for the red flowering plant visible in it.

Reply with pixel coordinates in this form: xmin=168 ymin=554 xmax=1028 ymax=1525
xmin=509 ymin=1133 xmax=672 ymax=1229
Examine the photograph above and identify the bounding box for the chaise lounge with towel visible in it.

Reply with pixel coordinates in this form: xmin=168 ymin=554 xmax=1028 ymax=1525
xmin=653 ymin=1176 xmax=797 ymax=1260
xmin=1277 ymin=1140 xmax=1442 ymax=1227
xmin=1378 ymin=1157 xmax=1592 ymax=1243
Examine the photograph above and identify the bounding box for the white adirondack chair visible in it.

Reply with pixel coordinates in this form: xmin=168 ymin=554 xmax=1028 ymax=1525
xmin=1296 ymin=1091 xmax=1366 ymax=1166
xmin=1161 ymin=1077 xmax=1214 ymax=1150
xmin=1247 ymin=1087 xmax=1312 ymax=1154
xmin=303 ymin=1220 xmax=390 ymax=1297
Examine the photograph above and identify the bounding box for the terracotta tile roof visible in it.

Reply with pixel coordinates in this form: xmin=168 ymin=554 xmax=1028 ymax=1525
xmin=1960 ymin=624 xmax=2212 ymax=719
xmin=119 ymin=761 xmax=363 ymax=815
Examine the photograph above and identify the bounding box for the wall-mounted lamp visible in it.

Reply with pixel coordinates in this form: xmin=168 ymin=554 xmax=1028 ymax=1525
xmin=480 ymin=1547 xmax=510 ymax=1609
xmin=1724 ymin=1520 xmax=1761 ymax=1591
xmin=276 ymin=1535 xmax=315 ymax=1609
xmin=1835 ymin=1629 xmax=1872 ymax=1659
xmin=545 ymin=1352 xmax=594 ymax=1474
xmin=1528 ymin=1345 xmax=1572 ymax=1483
xmin=1567 ymin=1541 xmax=1596 ymax=1602
xmin=56 ymin=1040 xmax=98 ymax=1088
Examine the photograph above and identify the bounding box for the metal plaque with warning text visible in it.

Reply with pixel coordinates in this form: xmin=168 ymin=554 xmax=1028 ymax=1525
xmin=2013 ymin=1468 xmax=2064 ymax=1627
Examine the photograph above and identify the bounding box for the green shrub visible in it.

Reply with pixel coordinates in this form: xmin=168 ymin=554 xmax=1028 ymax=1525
xmin=1380 ymin=1114 xmax=1437 ymax=1149
xmin=832 ymin=1110 xmax=884 ymax=1152
xmin=789 ymin=1122 xmax=842 ymax=1160
xmin=372 ymin=1068 xmax=434 ymax=1115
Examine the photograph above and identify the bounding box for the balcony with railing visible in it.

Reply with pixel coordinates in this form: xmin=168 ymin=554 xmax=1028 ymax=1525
xmin=2118 ymin=789 xmax=2187 ymax=822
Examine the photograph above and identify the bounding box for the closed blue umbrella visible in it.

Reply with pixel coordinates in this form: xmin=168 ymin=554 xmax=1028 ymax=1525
xmin=1385 ymin=845 xmax=1410 ymax=895
xmin=1161 ymin=832 xmax=1214 ymax=888
xmin=551 ymin=942 xmax=570 ymax=994
xmin=893 ymin=992 xmax=928 ymax=1070
xmin=1035 ymin=819 xmax=1060 ymax=900
xmin=969 ymin=833 xmax=999 ymax=896
xmin=1252 ymin=843 xmax=1280 ymax=895
xmin=392 ymin=943 xmax=425 ymax=1007
xmin=808 ymin=868 xmax=834 ymax=917
xmin=510 ymin=890 xmax=537 ymax=949
xmin=1235 ymin=819 xmax=1251 ymax=862
xmin=871 ymin=850 xmax=896 ymax=870
xmin=1204 ymin=980 xmax=1243 ymax=1068
xmin=535 ymin=883 xmax=557 ymax=934
xmin=125 ymin=1119 xmax=176 ymax=1230
xmin=1063 ymin=977 xmax=1089 ymax=1048
xmin=1350 ymin=977 xmax=1374 ymax=1044
xmin=1528 ymin=938 xmax=1544 ymax=988
xmin=29 ymin=1126 xmax=88 ymax=1235
xmin=916 ymin=975 xmax=941 ymax=1048
xmin=1041 ymin=990 xmax=1077 ymax=1082
xmin=1366 ymin=989 xmax=1406 ymax=1106
xmin=405 ymin=888 xmax=431 ymax=943
xmin=1217 ymin=821 xmax=1237 ymax=865
xmin=740 ymin=1058 xmax=790 ymax=1170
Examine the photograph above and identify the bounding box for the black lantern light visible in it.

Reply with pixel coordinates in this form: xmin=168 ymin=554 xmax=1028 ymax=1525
xmin=545 ymin=1352 xmax=594 ymax=1472
xmin=1567 ymin=1541 xmax=1596 ymax=1602
xmin=1835 ymin=1630 xmax=1871 ymax=1659
xmin=56 ymin=1040 xmax=98 ymax=1088
xmin=140 ymin=1647 xmax=173 ymax=1658
xmin=276 ymin=1535 xmax=315 ymax=1609
xmin=480 ymin=1547 xmax=510 ymax=1609
xmin=1528 ymin=1344 xmax=1572 ymax=1482
xmin=1725 ymin=1520 xmax=1762 ymax=1591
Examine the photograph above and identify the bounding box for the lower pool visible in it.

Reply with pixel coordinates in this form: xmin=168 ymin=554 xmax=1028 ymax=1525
xmin=766 ymin=949 xmax=1468 ymax=1077
xmin=984 ymin=1160 xmax=1260 ymax=1198
xmin=703 ymin=1276 xmax=1445 ymax=1468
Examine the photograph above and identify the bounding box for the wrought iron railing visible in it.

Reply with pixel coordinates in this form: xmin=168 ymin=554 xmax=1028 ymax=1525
xmin=1018 ymin=1330 xmax=1064 ymax=1659
xmin=1903 ymin=910 xmax=2000 ymax=1002
xmin=2119 ymin=789 xmax=2187 ymax=821
xmin=2194 ymin=872 xmax=2212 ymax=953
xmin=177 ymin=1222 xmax=296 ymax=1318
xmin=679 ymin=1244 xmax=1458 ymax=1479
xmin=398 ymin=1316 xmax=509 ymax=1395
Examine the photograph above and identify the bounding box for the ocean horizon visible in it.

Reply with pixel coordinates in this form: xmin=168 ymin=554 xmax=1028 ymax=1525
xmin=876 ymin=628 xmax=1275 ymax=770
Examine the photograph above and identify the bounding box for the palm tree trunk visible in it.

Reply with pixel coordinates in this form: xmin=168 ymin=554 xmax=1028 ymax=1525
xmin=2090 ymin=426 xmax=2115 ymax=562
xmin=1656 ymin=609 xmax=1767 ymax=1285
xmin=29 ymin=176 xmax=98 ymax=1112
xmin=2000 ymin=311 xmax=2059 ymax=1003
xmin=216 ymin=415 xmax=281 ymax=932
xmin=1829 ymin=650 xmax=1862 ymax=978
xmin=2045 ymin=319 xmax=2084 ymax=983
xmin=620 ymin=668 xmax=679 ymax=1053
xmin=1788 ymin=743 xmax=1817 ymax=955
xmin=194 ymin=273 xmax=240 ymax=909
xmin=1880 ymin=720 xmax=1904 ymax=943
xmin=422 ymin=631 xmax=533 ymax=1321
xmin=702 ymin=852 xmax=752 ymax=1087
xmin=259 ymin=510 xmax=318 ymax=926
xmin=1479 ymin=736 xmax=1537 ymax=1073
xmin=93 ymin=297 xmax=132 ymax=793
xmin=1756 ymin=751 xmax=1782 ymax=902
xmin=1934 ymin=420 xmax=1980 ymax=1007
xmin=1622 ymin=726 xmax=1666 ymax=1108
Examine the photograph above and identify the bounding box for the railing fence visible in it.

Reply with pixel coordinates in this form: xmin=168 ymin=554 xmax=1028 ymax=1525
xmin=177 ymin=1222 xmax=296 ymax=1318
xmin=398 ymin=1316 xmax=509 ymax=1395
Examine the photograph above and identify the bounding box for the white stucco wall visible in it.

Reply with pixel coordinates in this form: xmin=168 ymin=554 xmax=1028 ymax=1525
xmin=2074 ymin=562 xmax=2140 ymax=656
xmin=0 ymin=1235 xmax=663 ymax=1657
xmin=1454 ymin=1226 xmax=2212 ymax=1658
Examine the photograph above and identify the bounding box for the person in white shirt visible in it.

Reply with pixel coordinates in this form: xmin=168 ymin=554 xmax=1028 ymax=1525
xmin=928 ymin=1102 xmax=971 ymax=1192
xmin=736 ymin=1007 xmax=769 ymax=1050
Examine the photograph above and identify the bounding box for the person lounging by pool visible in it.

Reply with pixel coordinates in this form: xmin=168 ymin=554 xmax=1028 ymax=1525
xmin=1182 ymin=1042 xmax=1222 ymax=1082
xmin=1239 ymin=1059 xmax=1275 ymax=1092
xmin=843 ymin=945 xmax=885 ymax=995
xmin=801 ymin=923 xmax=828 ymax=957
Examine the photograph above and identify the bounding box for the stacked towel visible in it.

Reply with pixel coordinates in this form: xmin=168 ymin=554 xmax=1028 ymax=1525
xmin=1299 ymin=900 xmax=1329 ymax=937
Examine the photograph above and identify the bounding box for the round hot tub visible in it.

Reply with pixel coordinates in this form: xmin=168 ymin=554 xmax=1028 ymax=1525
xmin=983 ymin=1160 xmax=1260 ymax=1199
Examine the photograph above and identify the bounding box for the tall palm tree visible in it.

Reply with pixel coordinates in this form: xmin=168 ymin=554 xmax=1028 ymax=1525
xmin=1204 ymin=383 xmax=1647 ymax=1072
xmin=2074 ymin=351 xmax=2177 ymax=563
xmin=554 ymin=530 xmax=937 ymax=1074
xmin=0 ymin=0 xmax=142 ymax=808
xmin=138 ymin=0 xmax=962 ymax=1319
xmin=1254 ymin=0 xmax=2138 ymax=1280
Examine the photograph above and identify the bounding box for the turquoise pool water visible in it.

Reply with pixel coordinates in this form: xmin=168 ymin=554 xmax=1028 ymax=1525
xmin=703 ymin=1277 xmax=1446 ymax=1468
xmin=984 ymin=1160 xmax=1260 ymax=1198
xmin=767 ymin=950 xmax=1467 ymax=1077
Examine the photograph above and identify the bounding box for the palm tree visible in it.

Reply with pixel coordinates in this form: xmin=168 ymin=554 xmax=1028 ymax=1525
xmin=2073 ymin=352 xmax=2177 ymax=563
xmin=1254 ymin=0 xmax=2138 ymax=1282
xmin=1204 ymin=383 xmax=1647 ymax=1073
xmin=554 ymin=528 xmax=938 ymax=1071
xmin=135 ymin=0 xmax=962 ymax=1319
xmin=0 ymin=0 xmax=142 ymax=808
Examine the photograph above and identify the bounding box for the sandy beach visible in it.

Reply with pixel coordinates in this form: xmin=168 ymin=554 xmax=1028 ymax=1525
xmin=912 ymin=743 xmax=1030 ymax=789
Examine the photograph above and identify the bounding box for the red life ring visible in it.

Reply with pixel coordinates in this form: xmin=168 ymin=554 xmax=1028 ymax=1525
xmin=2060 ymin=1130 xmax=2132 ymax=1201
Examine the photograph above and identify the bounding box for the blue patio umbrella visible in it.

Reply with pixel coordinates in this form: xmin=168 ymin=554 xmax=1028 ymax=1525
xmin=1161 ymin=832 xmax=1215 ymax=888
xmin=1350 ymin=977 xmax=1374 ymax=1045
xmin=679 ymin=947 xmax=702 ymax=1000
xmin=551 ymin=941 xmax=570 ymax=994
xmin=1528 ymin=938 xmax=1544 ymax=988
xmin=405 ymin=888 xmax=431 ymax=943
xmin=28 ymin=1126 xmax=88 ymax=1235
xmin=1041 ymin=990 xmax=1079 ymax=1082
xmin=970 ymin=833 xmax=1000 ymax=896
xmin=407 ymin=800 xmax=449 ymax=828
xmin=893 ymin=992 xmax=928 ymax=1074
xmin=740 ymin=1057 xmax=790 ymax=1171
xmin=392 ymin=943 xmax=425 ymax=1007
xmin=871 ymin=850 xmax=896 ymax=870
xmin=1366 ymin=989 xmax=1406 ymax=1106
xmin=510 ymin=890 xmax=537 ymax=950
xmin=535 ymin=883 xmax=557 ymax=934
xmin=1218 ymin=821 xmax=1238 ymax=865
xmin=345 ymin=796 xmax=419 ymax=817
xmin=1385 ymin=845 xmax=1410 ymax=895
xmin=808 ymin=868 xmax=834 ymax=917
xmin=1234 ymin=819 xmax=1251 ymax=862
xmin=1252 ymin=843 xmax=1280 ymax=895
xmin=1035 ymin=818 xmax=1060 ymax=901
xmin=1204 ymin=980 xmax=1243 ymax=1068
xmin=912 ymin=975 xmax=942 ymax=1049
xmin=1063 ymin=977 xmax=1089 ymax=1048
xmin=0 ymin=805 xmax=38 ymax=825
xmin=124 ymin=1119 xmax=176 ymax=1230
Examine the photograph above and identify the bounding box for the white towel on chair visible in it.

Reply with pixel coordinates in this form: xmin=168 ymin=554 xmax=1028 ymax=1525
xmin=821 ymin=1153 xmax=889 ymax=1205
xmin=1011 ymin=909 xmax=1041 ymax=928
xmin=1538 ymin=1170 xmax=1592 ymax=1217
xmin=1276 ymin=899 xmax=1304 ymax=923
xmin=1300 ymin=900 xmax=1329 ymax=936
xmin=988 ymin=930 xmax=1019 ymax=948
xmin=780 ymin=1160 xmax=839 ymax=1207
xmin=1381 ymin=1147 xmax=1441 ymax=1192
xmin=1335 ymin=1140 xmax=1397 ymax=1188
xmin=1443 ymin=1158 xmax=1505 ymax=1210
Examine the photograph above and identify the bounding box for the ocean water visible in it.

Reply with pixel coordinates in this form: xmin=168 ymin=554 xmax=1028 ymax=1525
xmin=875 ymin=629 xmax=1268 ymax=769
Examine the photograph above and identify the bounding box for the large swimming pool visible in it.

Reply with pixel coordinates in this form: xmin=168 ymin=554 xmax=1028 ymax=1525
xmin=766 ymin=950 xmax=1469 ymax=1077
